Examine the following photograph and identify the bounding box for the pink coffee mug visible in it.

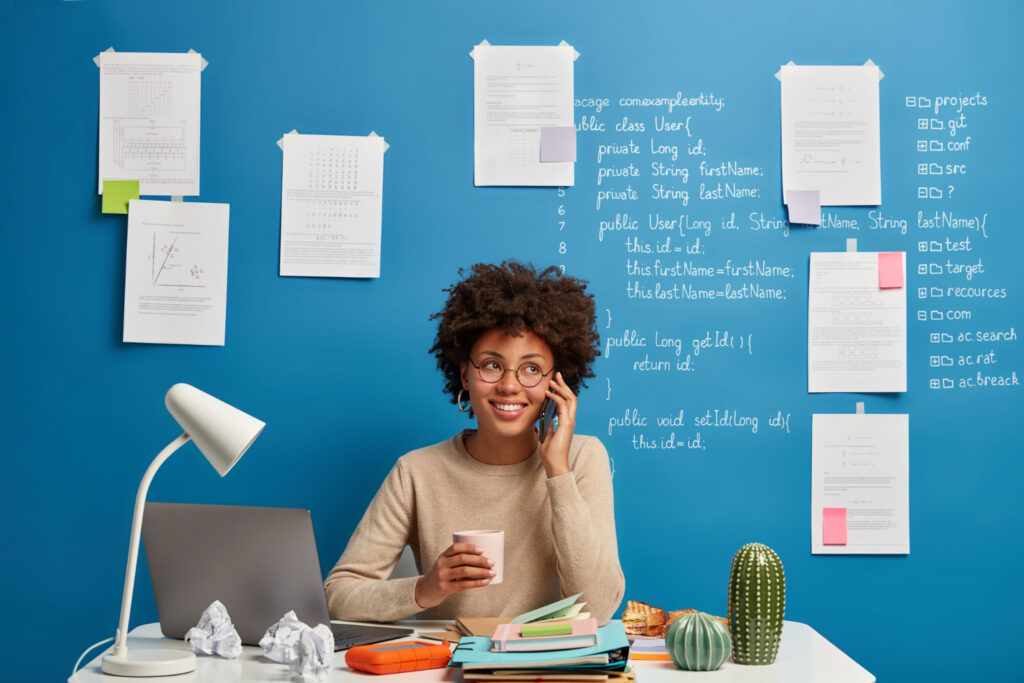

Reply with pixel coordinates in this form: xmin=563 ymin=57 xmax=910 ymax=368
xmin=452 ymin=530 xmax=504 ymax=584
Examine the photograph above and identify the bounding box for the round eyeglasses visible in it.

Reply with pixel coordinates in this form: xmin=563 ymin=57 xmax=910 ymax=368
xmin=468 ymin=357 xmax=554 ymax=388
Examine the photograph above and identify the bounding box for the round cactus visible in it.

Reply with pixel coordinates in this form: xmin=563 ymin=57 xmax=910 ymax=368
xmin=664 ymin=611 xmax=732 ymax=671
xmin=727 ymin=542 xmax=785 ymax=665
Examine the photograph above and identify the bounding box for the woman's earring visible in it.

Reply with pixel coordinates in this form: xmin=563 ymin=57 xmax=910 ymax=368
xmin=457 ymin=389 xmax=471 ymax=414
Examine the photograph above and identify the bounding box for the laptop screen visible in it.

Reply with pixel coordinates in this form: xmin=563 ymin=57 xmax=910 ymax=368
xmin=142 ymin=502 xmax=335 ymax=645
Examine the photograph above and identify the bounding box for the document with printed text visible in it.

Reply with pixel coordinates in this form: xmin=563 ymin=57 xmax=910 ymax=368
xmin=808 ymin=252 xmax=907 ymax=393
xmin=279 ymin=132 xmax=385 ymax=278
xmin=812 ymin=413 xmax=909 ymax=554
xmin=123 ymin=199 xmax=228 ymax=346
xmin=98 ymin=51 xmax=203 ymax=196
xmin=780 ymin=64 xmax=881 ymax=206
xmin=473 ymin=43 xmax=575 ymax=187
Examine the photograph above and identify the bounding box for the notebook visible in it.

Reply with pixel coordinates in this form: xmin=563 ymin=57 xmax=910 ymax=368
xmin=141 ymin=502 xmax=412 ymax=650
xmin=510 ymin=593 xmax=585 ymax=624
xmin=492 ymin=618 xmax=599 ymax=651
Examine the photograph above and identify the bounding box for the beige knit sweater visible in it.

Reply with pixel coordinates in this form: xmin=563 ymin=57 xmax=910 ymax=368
xmin=324 ymin=430 xmax=625 ymax=624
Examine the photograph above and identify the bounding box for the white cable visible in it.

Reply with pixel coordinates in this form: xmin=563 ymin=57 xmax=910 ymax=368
xmin=70 ymin=636 xmax=114 ymax=680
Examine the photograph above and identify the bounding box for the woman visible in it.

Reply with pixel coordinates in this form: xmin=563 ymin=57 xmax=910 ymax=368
xmin=324 ymin=261 xmax=624 ymax=624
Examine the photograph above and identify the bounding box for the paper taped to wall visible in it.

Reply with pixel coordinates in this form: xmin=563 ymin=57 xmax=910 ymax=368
xmin=278 ymin=131 xmax=386 ymax=278
xmin=472 ymin=42 xmax=576 ymax=186
xmin=123 ymin=199 xmax=229 ymax=346
xmin=812 ymin=413 xmax=909 ymax=554
xmin=97 ymin=50 xmax=203 ymax=196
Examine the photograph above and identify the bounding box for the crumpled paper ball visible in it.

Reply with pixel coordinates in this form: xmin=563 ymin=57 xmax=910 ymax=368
xmin=290 ymin=623 xmax=334 ymax=680
xmin=258 ymin=610 xmax=306 ymax=663
xmin=184 ymin=600 xmax=243 ymax=659
xmin=260 ymin=611 xmax=334 ymax=681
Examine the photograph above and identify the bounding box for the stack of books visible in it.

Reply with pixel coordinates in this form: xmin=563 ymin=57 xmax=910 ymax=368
xmin=449 ymin=595 xmax=632 ymax=682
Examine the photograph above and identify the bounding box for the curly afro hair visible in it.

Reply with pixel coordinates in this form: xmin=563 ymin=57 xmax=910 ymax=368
xmin=430 ymin=261 xmax=600 ymax=405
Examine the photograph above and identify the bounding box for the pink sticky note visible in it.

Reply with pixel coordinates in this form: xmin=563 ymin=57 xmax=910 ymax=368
xmin=823 ymin=507 xmax=848 ymax=545
xmin=878 ymin=252 xmax=904 ymax=289
xmin=540 ymin=126 xmax=577 ymax=162
xmin=785 ymin=190 xmax=821 ymax=225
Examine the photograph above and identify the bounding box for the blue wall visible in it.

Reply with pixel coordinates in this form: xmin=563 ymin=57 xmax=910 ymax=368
xmin=2 ymin=1 xmax=1022 ymax=681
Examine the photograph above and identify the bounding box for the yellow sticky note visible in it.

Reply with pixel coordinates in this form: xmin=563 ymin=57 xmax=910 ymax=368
xmin=102 ymin=180 xmax=140 ymax=214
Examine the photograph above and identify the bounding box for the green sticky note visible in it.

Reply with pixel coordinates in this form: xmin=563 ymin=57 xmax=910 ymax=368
xmin=102 ymin=180 xmax=140 ymax=214
xmin=521 ymin=623 xmax=573 ymax=638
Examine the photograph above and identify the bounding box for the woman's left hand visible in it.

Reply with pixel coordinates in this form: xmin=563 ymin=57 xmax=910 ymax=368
xmin=538 ymin=372 xmax=576 ymax=478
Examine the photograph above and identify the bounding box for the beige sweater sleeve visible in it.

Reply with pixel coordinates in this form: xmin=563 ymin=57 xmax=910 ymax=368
xmin=323 ymin=460 xmax=422 ymax=622
xmin=547 ymin=436 xmax=625 ymax=625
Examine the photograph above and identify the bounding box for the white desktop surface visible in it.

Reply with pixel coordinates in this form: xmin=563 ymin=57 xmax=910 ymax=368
xmin=70 ymin=620 xmax=874 ymax=683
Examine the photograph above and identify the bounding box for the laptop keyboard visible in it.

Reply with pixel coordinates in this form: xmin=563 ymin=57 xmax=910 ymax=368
xmin=331 ymin=624 xmax=415 ymax=651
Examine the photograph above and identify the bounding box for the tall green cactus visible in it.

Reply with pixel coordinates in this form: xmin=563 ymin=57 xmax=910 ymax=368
xmin=727 ymin=543 xmax=785 ymax=665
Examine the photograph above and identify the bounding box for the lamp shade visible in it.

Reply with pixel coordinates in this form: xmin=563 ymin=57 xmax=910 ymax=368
xmin=164 ymin=383 xmax=265 ymax=476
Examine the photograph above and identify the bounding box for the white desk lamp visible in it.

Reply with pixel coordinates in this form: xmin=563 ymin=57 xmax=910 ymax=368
xmin=101 ymin=383 xmax=265 ymax=677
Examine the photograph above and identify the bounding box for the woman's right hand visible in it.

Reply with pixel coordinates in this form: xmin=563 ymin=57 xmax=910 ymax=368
xmin=414 ymin=542 xmax=495 ymax=609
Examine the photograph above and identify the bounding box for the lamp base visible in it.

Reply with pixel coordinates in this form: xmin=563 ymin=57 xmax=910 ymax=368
xmin=102 ymin=649 xmax=197 ymax=676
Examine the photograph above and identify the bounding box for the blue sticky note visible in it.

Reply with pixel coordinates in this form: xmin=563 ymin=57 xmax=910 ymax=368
xmin=540 ymin=127 xmax=576 ymax=162
xmin=785 ymin=189 xmax=821 ymax=225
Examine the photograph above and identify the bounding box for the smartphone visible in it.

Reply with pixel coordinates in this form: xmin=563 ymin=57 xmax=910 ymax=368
xmin=538 ymin=398 xmax=558 ymax=443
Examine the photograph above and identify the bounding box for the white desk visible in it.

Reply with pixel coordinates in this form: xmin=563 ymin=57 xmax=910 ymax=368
xmin=71 ymin=620 xmax=874 ymax=683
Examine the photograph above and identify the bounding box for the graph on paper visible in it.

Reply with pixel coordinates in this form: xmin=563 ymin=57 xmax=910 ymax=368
xmin=98 ymin=51 xmax=203 ymax=196
xmin=149 ymin=231 xmax=206 ymax=287
xmin=124 ymin=200 xmax=229 ymax=346
xmin=114 ymin=123 xmax=188 ymax=172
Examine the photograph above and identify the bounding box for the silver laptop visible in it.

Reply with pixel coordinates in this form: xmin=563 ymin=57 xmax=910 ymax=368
xmin=141 ymin=502 xmax=412 ymax=649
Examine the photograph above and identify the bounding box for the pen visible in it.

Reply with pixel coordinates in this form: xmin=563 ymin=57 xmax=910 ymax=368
xmin=417 ymin=632 xmax=459 ymax=644
xmin=417 ymin=633 xmax=446 ymax=642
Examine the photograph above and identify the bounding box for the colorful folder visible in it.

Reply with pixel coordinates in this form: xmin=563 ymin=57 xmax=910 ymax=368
xmin=451 ymin=622 xmax=630 ymax=671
